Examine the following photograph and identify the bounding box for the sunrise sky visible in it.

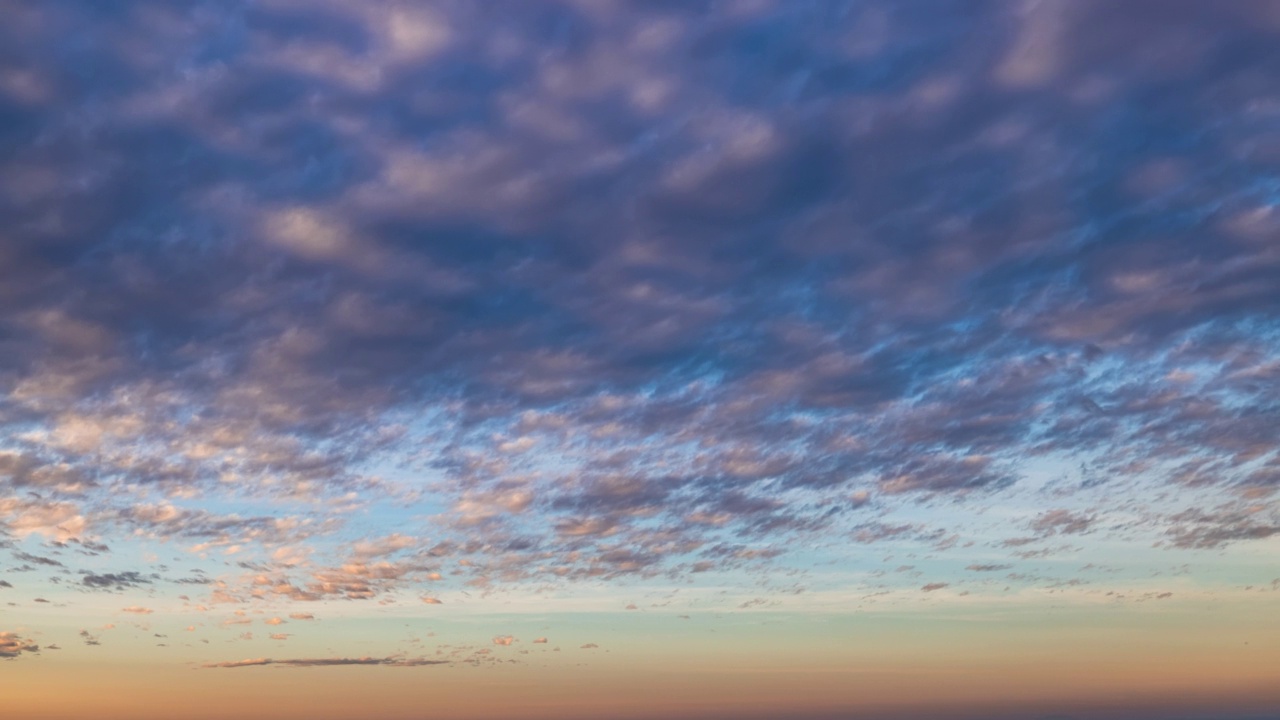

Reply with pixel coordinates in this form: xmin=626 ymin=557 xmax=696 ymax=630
xmin=2 ymin=1 xmax=1279 ymax=719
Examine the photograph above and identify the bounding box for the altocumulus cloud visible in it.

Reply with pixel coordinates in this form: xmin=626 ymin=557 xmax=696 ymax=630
xmin=202 ymin=656 xmax=449 ymax=669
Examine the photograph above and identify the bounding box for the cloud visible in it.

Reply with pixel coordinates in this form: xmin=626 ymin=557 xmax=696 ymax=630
xmin=966 ymin=564 xmax=1013 ymax=573
xmin=848 ymin=491 xmax=873 ymax=509
xmin=921 ymin=583 xmax=949 ymax=592
xmin=350 ymin=533 xmax=420 ymax=558
xmin=0 ymin=498 xmax=86 ymax=542
xmin=492 ymin=636 xmax=515 ymax=646
xmin=532 ymin=637 xmax=547 ymax=644
xmin=1165 ymin=508 xmax=1280 ymax=549
xmin=111 ymin=504 xmax=335 ymax=550
xmin=202 ymin=656 xmax=449 ymax=669
xmin=851 ymin=522 xmax=935 ymax=545
xmin=0 ymin=0 xmax=1276 ymax=626
xmin=288 ymin=613 xmax=316 ymax=621
xmin=1031 ymin=510 xmax=1096 ymax=537
xmin=0 ymin=632 xmax=39 ymax=658
xmin=580 ymin=643 xmax=599 ymax=650
xmin=13 ymin=551 xmax=64 ymax=567
xmin=0 ymin=452 xmax=91 ymax=493
xmin=121 ymin=606 xmax=154 ymax=615
xmin=83 ymin=572 xmax=154 ymax=590
xmin=421 ymin=597 xmax=443 ymax=605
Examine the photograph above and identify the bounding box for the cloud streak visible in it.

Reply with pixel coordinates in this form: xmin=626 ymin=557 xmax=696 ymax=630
xmin=202 ymin=656 xmax=449 ymax=669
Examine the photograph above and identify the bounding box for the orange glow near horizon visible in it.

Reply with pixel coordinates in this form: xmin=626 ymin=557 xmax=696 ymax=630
xmin=5 ymin=598 xmax=1279 ymax=719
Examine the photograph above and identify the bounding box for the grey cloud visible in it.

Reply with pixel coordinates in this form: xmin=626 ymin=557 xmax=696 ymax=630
xmin=0 ymin=452 xmax=92 ymax=492
xmin=966 ymin=564 xmax=1013 ymax=573
xmin=1165 ymin=508 xmax=1280 ymax=550
xmin=851 ymin=522 xmax=930 ymax=545
xmin=81 ymin=571 xmax=155 ymax=590
xmin=12 ymin=551 xmax=64 ymax=567
xmin=107 ymin=505 xmax=339 ymax=549
xmin=1030 ymin=510 xmax=1096 ymax=537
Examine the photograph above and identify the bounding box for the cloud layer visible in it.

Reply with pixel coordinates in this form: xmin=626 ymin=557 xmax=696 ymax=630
xmin=202 ymin=656 xmax=448 ymax=669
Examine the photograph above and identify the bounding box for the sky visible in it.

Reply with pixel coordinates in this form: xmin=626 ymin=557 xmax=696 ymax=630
xmin=1 ymin=1 xmax=1279 ymax=718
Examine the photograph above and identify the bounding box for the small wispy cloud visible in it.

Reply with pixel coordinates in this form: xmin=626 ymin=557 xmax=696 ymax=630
xmin=0 ymin=632 xmax=39 ymax=658
xmin=202 ymin=656 xmax=449 ymax=669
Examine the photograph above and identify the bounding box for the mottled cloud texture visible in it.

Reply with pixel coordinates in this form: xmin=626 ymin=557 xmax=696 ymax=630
xmin=1 ymin=0 xmax=1278 ymax=668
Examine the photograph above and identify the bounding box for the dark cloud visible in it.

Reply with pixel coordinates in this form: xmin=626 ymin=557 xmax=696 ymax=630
xmin=1165 ymin=507 xmax=1280 ymax=550
xmin=81 ymin=571 xmax=155 ymax=590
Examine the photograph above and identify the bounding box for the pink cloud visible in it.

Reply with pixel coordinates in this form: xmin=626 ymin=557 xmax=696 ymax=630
xmin=0 ymin=631 xmax=39 ymax=658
